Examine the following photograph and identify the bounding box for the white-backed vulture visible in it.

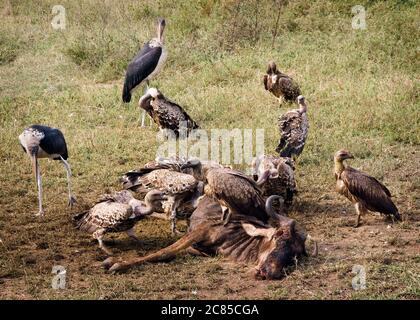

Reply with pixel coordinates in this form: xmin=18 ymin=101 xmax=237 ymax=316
xmin=263 ymin=61 xmax=301 ymax=104
xmin=180 ymin=161 xmax=267 ymax=224
xmin=74 ymin=190 xmax=166 ymax=255
xmin=276 ymin=95 xmax=309 ymax=159
xmin=334 ymin=150 xmax=402 ymax=227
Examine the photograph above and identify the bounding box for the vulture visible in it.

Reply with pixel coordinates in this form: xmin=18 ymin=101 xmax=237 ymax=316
xmin=334 ymin=150 xmax=402 ymax=227
xmin=252 ymin=154 xmax=297 ymax=210
xmin=139 ymin=88 xmax=199 ymax=137
xmin=122 ymin=156 xmax=187 ymax=178
xmin=19 ymin=124 xmax=76 ymax=216
xmin=121 ymin=167 xmax=202 ymax=234
xmin=263 ymin=61 xmax=301 ymax=104
xmin=122 ymin=18 xmax=167 ymax=127
xmin=180 ymin=161 xmax=267 ymax=224
xmin=74 ymin=190 xmax=166 ymax=255
xmin=276 ymin=95 xmax=309 ymax=159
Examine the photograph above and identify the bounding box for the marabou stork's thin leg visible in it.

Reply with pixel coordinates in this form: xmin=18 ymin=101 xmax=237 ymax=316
xmin=33 ymin=156 xmax=44 ymax=217
xmin=60 ymin=156 xmax=76 ymax=207
xmin=140 ymin=80 xmax=151 ymax=127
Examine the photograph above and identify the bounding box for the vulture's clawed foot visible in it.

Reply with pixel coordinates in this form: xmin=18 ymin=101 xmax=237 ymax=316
xmin=102 ymin=257 xmax=117 ymax=269
xmin=171 ymin=228 xmax=184 ymax=236
xmin=35 ymin=210 xmax=45 ymax=217
xmin=102 ymin=257 xmax=130 ymax=273
xmin=108 ymin=261 xmax=131 ymax=273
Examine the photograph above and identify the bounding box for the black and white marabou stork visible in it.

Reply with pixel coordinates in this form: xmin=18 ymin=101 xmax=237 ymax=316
xmin=19 ymin=125 xmax=76 ymax=216
xmin=122 ymin=18 xmax=167 ymax=127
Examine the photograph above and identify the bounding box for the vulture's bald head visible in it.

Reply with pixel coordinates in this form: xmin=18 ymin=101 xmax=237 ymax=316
xmin=334 ymin=149 xmax=354 ymax=162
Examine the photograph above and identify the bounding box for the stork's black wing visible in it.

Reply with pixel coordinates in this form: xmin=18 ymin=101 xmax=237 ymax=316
xmin=32 ymin=125 xmax=68 ymax=160
xmin=122 ymin=44 xmax=162 ymax=102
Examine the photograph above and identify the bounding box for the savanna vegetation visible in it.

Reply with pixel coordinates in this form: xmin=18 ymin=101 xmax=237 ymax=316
xmin=0 ymin=0 xmax=418 ymax=299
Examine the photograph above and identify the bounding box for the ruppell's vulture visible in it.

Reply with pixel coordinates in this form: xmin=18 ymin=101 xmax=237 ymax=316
xmin=19 ymin=124 xmax=76 ymax=216
xmin=334 ymin=150 xmax=401 ymax=227
xmin=276 ymin=95 xmax=309 ymax=159
xmin=122 ymin=18 xmax=167 ymax=127
xmin=139 ymin=88 xmax=199 ymax=137
xmin=121 ymin=167 xmax=202 ymax=234
xmin=252 ymin=154 xmax=297 ymax=210
xmin=263 ymin=61 xmax=301 ymax=104
xmin=74 ymin=190 xmax=166 ymax=255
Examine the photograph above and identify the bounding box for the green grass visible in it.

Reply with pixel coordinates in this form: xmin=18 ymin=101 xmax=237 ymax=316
xmin=0 ymin=0 xmax=419 ymax=299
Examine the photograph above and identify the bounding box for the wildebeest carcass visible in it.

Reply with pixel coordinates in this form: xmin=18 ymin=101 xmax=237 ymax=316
xmin=103 ymin=195 xmax=317 ymax=280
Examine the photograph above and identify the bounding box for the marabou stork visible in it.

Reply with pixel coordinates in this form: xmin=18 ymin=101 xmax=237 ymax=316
xmin=19 ymin=125 xmax=76 ymax=216
xmin=122 ymin=18 xmax=167 ymax=127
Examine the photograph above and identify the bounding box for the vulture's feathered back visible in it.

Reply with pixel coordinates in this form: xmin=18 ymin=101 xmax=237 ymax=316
xmin=276 ymin=95 xmax=309 ymax=158
xmin=334 ymin=150 xmax=401 ymax=226
xmin=74 ymin=190 xmax=166 ymax=254
xmin=74 ymin=190 xmax=139 ymax=234
xmin=139 ymin=88 xmax=199 ymax=137
xmin=121 ymin=168 xmax=198 ymax=196
xmin=203 ymin=168 xmax=268 ymax=222
xmin=263 ymin=61 xmax=301 ymax=103
xmin=252 ymin=154 xmax=297 ymax=207
xmin=121 ymin=166 xmax=201 ymax=234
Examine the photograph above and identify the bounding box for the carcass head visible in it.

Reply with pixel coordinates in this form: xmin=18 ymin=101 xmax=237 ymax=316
xmin=242 ymin=195 xmax=317 ymax=280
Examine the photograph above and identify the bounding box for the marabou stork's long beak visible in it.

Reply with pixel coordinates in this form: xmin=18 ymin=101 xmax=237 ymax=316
xmin=157 ymin=18 xmax=166 ymax=42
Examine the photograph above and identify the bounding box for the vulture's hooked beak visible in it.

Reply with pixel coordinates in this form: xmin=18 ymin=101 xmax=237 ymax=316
xmin=180 ymin=163 xmax=191 ymax=170
xmin=139 ymin=93 xmax=153 ymax=110
xmin=256 ymin=170 xmax=271 ymax=186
